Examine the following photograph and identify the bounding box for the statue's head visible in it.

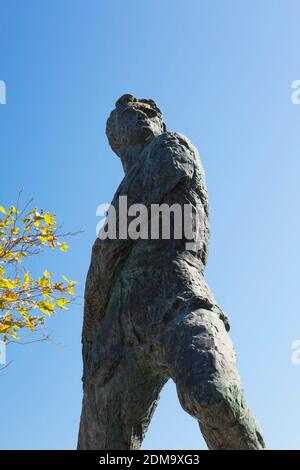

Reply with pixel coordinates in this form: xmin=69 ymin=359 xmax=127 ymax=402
xmin=106 ymin=94 xmax=166 ymax=160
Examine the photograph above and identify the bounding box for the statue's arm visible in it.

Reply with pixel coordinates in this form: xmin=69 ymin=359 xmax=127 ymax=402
xmin=133 ymin=132 xmax=196 ymax=206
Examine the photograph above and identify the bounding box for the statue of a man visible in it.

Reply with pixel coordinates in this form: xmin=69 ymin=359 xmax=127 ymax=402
xmin=78 ymin=94 xmax=265 ymax=450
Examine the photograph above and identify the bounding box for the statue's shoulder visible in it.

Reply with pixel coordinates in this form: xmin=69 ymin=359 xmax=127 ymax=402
xmin=148 ymin=132 xmax=207 ymax=192
xmin=149 ymin=131 xmax=197 ymax=153
xmin=146 ymin=132 xmax=200 ymax=167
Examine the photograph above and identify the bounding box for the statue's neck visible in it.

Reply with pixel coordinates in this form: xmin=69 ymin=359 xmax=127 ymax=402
xmin=118 ymin=143 xmax=147 ymax=174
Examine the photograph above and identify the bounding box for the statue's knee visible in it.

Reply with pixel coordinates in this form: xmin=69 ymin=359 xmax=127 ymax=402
xmin=177 ymin=374 xmax=242 ymax=417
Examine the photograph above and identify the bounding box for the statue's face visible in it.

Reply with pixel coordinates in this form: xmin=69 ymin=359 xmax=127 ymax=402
xmin=107 ymin=100 xmax=165 ymax=152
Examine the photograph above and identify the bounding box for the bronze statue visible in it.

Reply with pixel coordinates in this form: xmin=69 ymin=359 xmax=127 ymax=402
xmin=78 ymin=94 xmax=265 ymax=450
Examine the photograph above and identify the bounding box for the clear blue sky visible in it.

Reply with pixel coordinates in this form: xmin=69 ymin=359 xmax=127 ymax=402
xmin=0 ymin=0 xmax=300 ymax=450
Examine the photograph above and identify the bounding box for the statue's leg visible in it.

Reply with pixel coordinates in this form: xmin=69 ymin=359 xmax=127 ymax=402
xmin=78 ymin=286 xmax=166 ymax=456
xmin=78 ymin=344 xmax=166 ymax=450
xmin=155 ymin=306 xmax=265 ymax=450
xmin=78 ymin=272 xmax=168 ymax=450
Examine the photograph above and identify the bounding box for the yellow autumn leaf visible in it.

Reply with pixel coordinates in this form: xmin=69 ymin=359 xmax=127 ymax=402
xmin=56 ymin=298 xmax=69 ymax=309
xmin=68 ymin=285 xmax=75 ymax=295
xmin=38 ymin=235 xmax=48 ymax=245
xmin=38 ymin=300 xmax=55 ymax=315
xmin=24 ymin=272 xmax=30 ymax=285
xmin=37 ymin=276 xmax=51 ymax=288
xmin=0 ymin=206 xmax=6 ymax=214
xmin=4 ymin=291 xmax=18 ymax=301
xmin=58 ymin=242 xmax=68 ymax=252
xmin=0 ymin=278 xmax=16 ymax=289
xmin=47 ymin=236 xmax=56 ymax=248
xmin=0 ymin=325 xmax=10 ymax=334
xmin=10 ymin=227 xmax=20 ymax=235
xmin=44 ymin=212 xmax=56 ymax=226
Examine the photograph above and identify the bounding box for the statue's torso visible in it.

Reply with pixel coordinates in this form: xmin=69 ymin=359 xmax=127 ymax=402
xmin=83 ymin=132 xmax=214 ymax=342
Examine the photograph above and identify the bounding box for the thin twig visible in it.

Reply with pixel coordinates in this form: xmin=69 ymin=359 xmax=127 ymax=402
xmin=0 ymin=360 xmax=12 ymax=375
